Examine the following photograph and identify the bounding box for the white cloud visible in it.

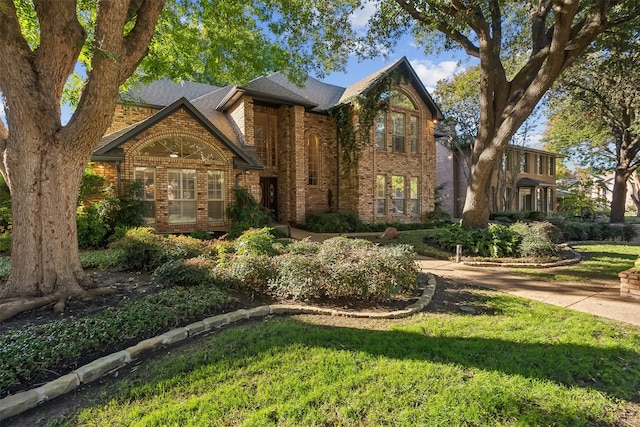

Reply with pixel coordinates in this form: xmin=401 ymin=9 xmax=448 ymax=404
xmin=349 ymin=1 xmax=376 ymax=29
xmin=410 ymin=59 xmax=461 ymax=91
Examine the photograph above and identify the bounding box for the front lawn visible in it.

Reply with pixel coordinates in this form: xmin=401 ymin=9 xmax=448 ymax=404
xmin=39 ymin=287 xmax=640 ymax=426
xmin=515 ymin=243 xmax=640 ymax=285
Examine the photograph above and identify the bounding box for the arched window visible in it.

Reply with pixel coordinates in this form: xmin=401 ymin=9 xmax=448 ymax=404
xmin=307 ymin=133 xmax=320 ymax=186
xmin=389 ymin=90 xmax=416 ymax=109
xmin=137 ymin=137 xmax=220 ymax=161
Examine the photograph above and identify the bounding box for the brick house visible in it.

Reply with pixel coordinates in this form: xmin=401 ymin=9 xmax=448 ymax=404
xmin=92 ymin=57 xmax=444 ymax=233
xmin=436 ymin=142 xmax=560 ymax=218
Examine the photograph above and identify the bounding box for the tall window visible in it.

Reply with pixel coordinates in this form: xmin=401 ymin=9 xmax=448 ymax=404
xmin=547 ymin=189 xmax=554 ymax=212
xmin=391 ymin=112 xmax=405 ymax=152
xmin=307 ymin=133 xmax=319 ymax=186
xmin=254 ymin=111 xmax=278 ymax=168
xmin=409 ymin=116 xmax=419 ymax=154
xmin=376 ymin=175 xmax=386 ymax=216
xmin=537 ymin=155 xmax=544 ymax=174
xmin=410 ymin=177 xmax=419 ymax=215
xmin=392 ymin=175 xmax=405 ymax=214
xmin=536 ymin=188 xmax=544 ymax=211
xmin=375 ymin=113 xmax=386 ymax=150
xmin=134 ymin=167 xmax=156 ymax=224
xmin=548 ymin=157 xmax=555 ymax=176
xmin=208 ymin=171 xmax=224 ymax=222
xmin=519 ymin=152 xmax=529 ymax=173
xmin=167 ymin=169 xmax=196 ymax=223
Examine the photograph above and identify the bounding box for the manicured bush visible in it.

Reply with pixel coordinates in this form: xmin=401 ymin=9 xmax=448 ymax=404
xmin=622 ymin=223 xmax=637 ymax=242
xmin=269 ymin=237 xmax=417 ymax=301
xmin=305 ymin=210 xmax=362 ymax=233
xmin=152 ymin=257 xmax=215 ymax=287
xmin=163 ymin=234 xmax=207 ymax=260
xmin=95 ymin=182 xmax=146 ymax=232
xmin=190 ymin=229 xmax=211 ymax=240
xmin=281 ymin=237 xmax=320 ymax=255
xmin=226 ymin=254 xmax=277 ymax=295
xmin=111 ymin=227 xmax=166 ymax=271
xmin=234 ymin=227 xmax=278 ymax=257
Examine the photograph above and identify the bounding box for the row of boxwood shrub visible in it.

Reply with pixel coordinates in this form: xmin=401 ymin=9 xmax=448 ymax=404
xmin=546 ymin=219 xmax=637 ymax=242
xmin=0 ymin=285 xmax=236 ymax=397
xmin=427 ymin=222 xmax=560 ymax=259
xmin=300 ymin=210 xmax=448 ymax=234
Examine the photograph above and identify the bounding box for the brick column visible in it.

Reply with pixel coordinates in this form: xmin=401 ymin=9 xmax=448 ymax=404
xmin=292 ymin=105 xmax=306 ymax=224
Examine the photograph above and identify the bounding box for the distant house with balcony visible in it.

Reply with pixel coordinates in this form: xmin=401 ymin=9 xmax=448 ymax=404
xmin=436 ymin=143 xmax=560 ymax=218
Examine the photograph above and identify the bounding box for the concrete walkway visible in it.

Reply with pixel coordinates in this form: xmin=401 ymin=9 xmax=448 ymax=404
xmin=288 ymin=227 xmax=640 ymax=327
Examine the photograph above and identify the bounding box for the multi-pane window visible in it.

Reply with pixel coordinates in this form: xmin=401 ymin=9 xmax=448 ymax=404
xmin=254 ymin=111 xmax=277 ymax=168
xmin=392 ymin=175 xmax=405 ymax=214
xmin=375 ymin=113 xmax=386 ymax=150
xmin=307 ymin=133 xmax=319 ymax=186
xmin=167 ymin=169 xmax=196 ymax=223
xmin=502 ymin=151 xmax=513 ymax=172
xmin=134 ymin=167 xmax=156 ymax=224
xmin=548 ymin=157 xmax=555 ymax=176
xmin=536 ymin=188 xmax=544 ymax=211
xmin=137 ymin=137 xmax=218 ymax=161
xmin=519 ymin=152 xmax=529 ymax=173
xmin=537 ymin=155 xmax=544 ymax=175
xmin=547 ymin=189 xmax=554 ymax=212
xmin=391 ymin=112 xmax=405 ymax=152
xmin=208 ymin=170 xmax=224 ymax=222
xmin=410 ymin=177 xmax=419 ymax=215
xmin=376 ymin=175 xmax=386 ymax=216
xmin=409 ymin=116 xmax=419 ymax=154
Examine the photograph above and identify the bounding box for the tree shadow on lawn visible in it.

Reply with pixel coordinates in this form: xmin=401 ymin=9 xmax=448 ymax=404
xmin=138 ymin=316 xmax=640 ymax=404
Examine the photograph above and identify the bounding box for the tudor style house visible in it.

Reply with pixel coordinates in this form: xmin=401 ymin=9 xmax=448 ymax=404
xmin=91 ymin=57 xmax=443 ymax=233
xmin=436 ymin=142 xmax=560 ymax=218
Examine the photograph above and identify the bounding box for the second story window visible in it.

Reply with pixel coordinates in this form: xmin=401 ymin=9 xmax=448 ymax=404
xmin=391 ymin=112 xmax=405 ymax=152
xmin=375 ymin=113 xmax=386 ymax=150
xmin=519 ymin=152 xmax=529 ymax=173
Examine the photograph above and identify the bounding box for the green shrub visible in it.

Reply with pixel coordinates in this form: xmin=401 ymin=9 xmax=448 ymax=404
xmin=305 ymin=211 xmax=362 ymax=233
xmin=226 ymin=188 xmax=273 ymax=238
xmin=428 ymin=223 xmax=520 ymax=258
xmin=509 ymin=222 xmax=558 ymax=259
xmin=77 ymin=204 xmax=109 ymax=249
xmin=226 ymin=254 xmax=277 ymax=295
xmin=269 ymin=238 xmax=417 ymax=301
xmin=0 ymin=257 xmax=10 ymax=280
xmin=281 ymin=238 xmax=320 ymax=255
xmin=622 ymin=224 xmax=637 ymax=242
xmin=234 ymin=227 xmax=278 ymax=256
xmin=95 ymin=182 xmax=146 ymax=232
xmin=190 ymin=229 xmax=211 ymax=240
xmin=111 ymin=227 xmax=165 ymax=271
xmin=0 ymin=230 xmax=11 ymax=254
xmin=152 ymin=257 xmax=215 ymax=287
xmin=163 ymin=234 xmax=206 ymax=260
xmin=561 ymin=221 xmax=588 ymax=241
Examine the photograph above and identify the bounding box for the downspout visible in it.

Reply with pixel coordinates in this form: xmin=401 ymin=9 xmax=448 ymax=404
xmin=115 ymin=160 xmax=122 ymax=194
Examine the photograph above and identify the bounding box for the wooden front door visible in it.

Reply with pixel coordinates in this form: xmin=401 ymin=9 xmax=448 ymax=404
xmin=259 ymin=177 xmax=278 ymax=221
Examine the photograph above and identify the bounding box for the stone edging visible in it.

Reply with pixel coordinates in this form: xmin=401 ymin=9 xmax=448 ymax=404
xmin=0 ymin=273 xmax=436 ymax=422
xmin=460 ymin=244 xmax=582 ymax=268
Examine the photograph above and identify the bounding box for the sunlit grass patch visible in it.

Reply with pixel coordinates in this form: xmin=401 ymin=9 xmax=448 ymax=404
xmin=54 ymin=290 xmax=639 ymax=427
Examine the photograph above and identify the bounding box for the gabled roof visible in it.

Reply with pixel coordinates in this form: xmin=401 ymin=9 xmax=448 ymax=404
xmin=338 ymin=57 xmax=444 ymax=120
xmin=94 ymin=97 xmax=257 ymax=168
xmin=122 ymin=79 xmax=220 ymax=108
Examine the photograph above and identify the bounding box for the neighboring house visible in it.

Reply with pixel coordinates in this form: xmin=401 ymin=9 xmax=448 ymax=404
xmin=91 ymin=57 xmax=444 ymax=233
xmin=436 ymin=143 xmax=560 ymax=217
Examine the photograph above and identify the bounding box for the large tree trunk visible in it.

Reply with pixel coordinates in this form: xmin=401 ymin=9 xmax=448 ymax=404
xmin=610 ymin=168 xmax=630 ymax=223
xmin=0 ymin=0 xmax=165 ymax=307
xmin=0 ymin=132 xmax=90 ymax=299
xmin=461 ymin=141 xmax=502 ymax=228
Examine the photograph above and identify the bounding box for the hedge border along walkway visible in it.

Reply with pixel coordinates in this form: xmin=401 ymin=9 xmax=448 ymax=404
xmin=0 ymin=272 xmax=436 ymax=422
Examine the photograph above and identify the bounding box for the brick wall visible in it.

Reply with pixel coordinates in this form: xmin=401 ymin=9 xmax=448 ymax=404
xmin=619 ymin=268 xmax=640 ymax=300
xmin=111 ymin=107 xmax=241 ymax=233
xmin=106 ymin=104 xmax=158 ymax=134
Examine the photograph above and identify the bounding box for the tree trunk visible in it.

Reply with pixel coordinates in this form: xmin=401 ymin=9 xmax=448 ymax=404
xmin=610 ymin=168 xmax=630 ymax=223
xmin=461 ymin=141 xmax=502 ymax=229
xmin=0 ymin=131 xmax=90 ymax=299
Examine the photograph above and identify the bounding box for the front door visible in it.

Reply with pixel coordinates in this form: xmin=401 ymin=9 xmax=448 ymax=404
xmin=259 ymin=177 xmax=278 ymax=221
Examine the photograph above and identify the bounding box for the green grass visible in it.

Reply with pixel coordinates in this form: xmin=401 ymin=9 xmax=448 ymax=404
xmin=45 ymin=291 xmax=640 ymax=427
xmin=515 ymin=243 xmax=640 ymax=285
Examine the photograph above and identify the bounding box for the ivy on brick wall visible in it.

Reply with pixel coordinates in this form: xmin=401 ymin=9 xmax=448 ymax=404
xmin=331 ymin=70 xmax=405 ymax=170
